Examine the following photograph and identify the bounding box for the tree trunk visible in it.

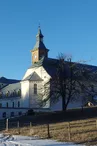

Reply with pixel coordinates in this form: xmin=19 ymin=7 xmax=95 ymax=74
xmin=62 ymin=96 xmax=66 ymax=111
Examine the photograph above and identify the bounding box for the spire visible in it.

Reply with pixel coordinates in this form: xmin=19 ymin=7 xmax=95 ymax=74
xmin=31 ymin=27 xmax=49 ymax=64
xmin=36 ymin=25 xmax=44 ymax=42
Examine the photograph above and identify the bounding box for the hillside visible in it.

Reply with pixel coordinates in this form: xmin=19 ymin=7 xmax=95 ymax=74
xmin=1 ymin=108 xmax=97 ymax=145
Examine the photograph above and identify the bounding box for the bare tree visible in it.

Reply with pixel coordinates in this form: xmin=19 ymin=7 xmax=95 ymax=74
xmin=38 ymin=54 xmax=97 ymax=111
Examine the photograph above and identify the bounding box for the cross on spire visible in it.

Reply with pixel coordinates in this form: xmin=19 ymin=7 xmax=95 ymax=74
xmin=36 ymin=25 xmax=44 ymax=42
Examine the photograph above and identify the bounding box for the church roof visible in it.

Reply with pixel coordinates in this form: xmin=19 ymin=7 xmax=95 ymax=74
xmin=23 ymin=72 xmax=43 ymax=81
xmin=32 ymin=41 xmax=48 ymax=51
xmin=0 ymin=77 xmax=20 ymax=84
xmin=31 ymin=27 xmax=49 ymax=52
xmin=1 ymin=82 xmax=21 ymax=93
xmin=29 ymin=57 xmax=97 ymax=79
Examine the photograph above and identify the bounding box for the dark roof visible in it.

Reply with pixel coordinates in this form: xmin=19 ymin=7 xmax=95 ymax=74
xmin=29 ymin=57 xmax=97 ymax=79
xmin=36 ymin=27 xmax=44 ymax=38
xmin=31 ymin=27 xmax=49 ymax=52
xmin=0 ymin=77 xmax=20 ymax=84
xmin=23 ymin=72 xmax=43 ymax=81
xmin=1 ymin=82 xmax=21 ymax=92
xmin=32 ymin=41 xmax=48 ymax=52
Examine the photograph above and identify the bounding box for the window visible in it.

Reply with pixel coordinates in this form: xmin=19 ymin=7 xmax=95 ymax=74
xmin=2 ymin=112 xmax=6 ymax=118
xmin=12 ymin=102 xmax=14 ymax=108
xmin=10 ymin=112 xmax=14 ymax=117
xmin=6 ymin=102 xmax=8 ymax=108
xmin=12 ymin=90 xmax=16 ymax=97
xmin=6 ymin=92 xmax=8 ymax=97
xmin=0 ymin=103 xmax=2 ymax=108
xmin=34 ymin=84 xmax=37 ymax=94
xmin=18 ymin=89 xmax=21 ymax=96
xmin=18 ymin=101 xmax=20 ymax=107
xmin=6 ymin=91 xmax=10 ymax=97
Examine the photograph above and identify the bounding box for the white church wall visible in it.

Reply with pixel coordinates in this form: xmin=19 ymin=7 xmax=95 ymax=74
xmin=0 ymin=97 xmax=21 ymax=108
xmin=21 ymin=81 xmax=30 ymax=108
xmin=22 ymin=66 xmax=51 ymax=108
xmin=29 ymin=80 xmax=51 ymax=108
xmin=29 ymin=81 xmax=43 ymax=108
xmin=23 ymin=68 xmax=35 ymax=80
xmin=35 ymin=66 xmax=51 ymax=82
xmin=36 ymin=67 xmax=51 ymax=108
xmin=33 ymin=67 xmax=51 ymax=107
xmin=23 ymin=66 xmax=50 ymax=83
xmin=0 ymin=97 xmax=28 ymax=119
xmin=22 ymin=65 xmax=85 ymax=111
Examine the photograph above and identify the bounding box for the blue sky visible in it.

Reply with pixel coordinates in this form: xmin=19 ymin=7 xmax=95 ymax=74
xmin=0 ymin=0 xmax=97 ymax=79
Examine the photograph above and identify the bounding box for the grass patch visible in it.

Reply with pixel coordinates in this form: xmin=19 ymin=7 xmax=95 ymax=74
xmin=2 ymin=117 xmax=97 ymax=145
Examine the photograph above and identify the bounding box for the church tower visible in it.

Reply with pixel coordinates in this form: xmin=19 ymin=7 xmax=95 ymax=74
xmin=31 ymin=27 xmax=49 ymax=64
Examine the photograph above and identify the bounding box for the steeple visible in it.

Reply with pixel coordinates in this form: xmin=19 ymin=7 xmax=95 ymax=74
xmin=36 ymin=26 xmax=44 ymax=42
xmin=31 ymin=27 xmax=49 ymax=64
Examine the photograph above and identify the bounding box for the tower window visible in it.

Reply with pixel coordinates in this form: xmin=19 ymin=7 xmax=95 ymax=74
xmin=34 ymin=84 xmax=37 ymax=94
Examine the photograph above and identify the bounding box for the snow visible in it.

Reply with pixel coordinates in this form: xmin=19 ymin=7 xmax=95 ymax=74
xmin=0 ymin=133 xmax=83 ymax=146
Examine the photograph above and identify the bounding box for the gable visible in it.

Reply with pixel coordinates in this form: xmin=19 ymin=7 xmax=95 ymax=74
xmin=23 ymin=72 xmax=43 ymax=81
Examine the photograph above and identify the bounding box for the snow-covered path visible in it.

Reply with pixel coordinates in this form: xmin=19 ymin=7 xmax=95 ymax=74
xmin=0 ymin=134 xmax=83 ymax=146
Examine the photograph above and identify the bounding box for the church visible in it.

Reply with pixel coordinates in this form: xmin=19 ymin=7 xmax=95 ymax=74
xmin=0 ymin=27 xmax=97 ymax=119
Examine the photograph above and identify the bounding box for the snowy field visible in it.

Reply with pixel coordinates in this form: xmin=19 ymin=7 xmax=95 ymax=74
xmin=0 ymin=134 xmax=83 ymax=146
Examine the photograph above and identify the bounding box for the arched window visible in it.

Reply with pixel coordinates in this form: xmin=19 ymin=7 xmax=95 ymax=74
xmin=18 ymin=101 xmax=20 ymax=107
xmin=12 ymin=102 xmax=14 ymax=108
xmin=2 ymin=112 xmax=6 ymax=118
xmin=34 ymin=84 xmax=37 ymax=94
xmin=12 ymin=90 xmax=16 ymax=97
xmin=6 ymin=92 xmax=8 ymax=97
xmin=6 ymin=91 xmax=10 ymax=97
xmin=11 ymin=112 xmax=14 ymax=117
xmin=6 ymin=102 xmax=8 ymax=108
xmin=18 ymin=89 xmax=21 ymax=96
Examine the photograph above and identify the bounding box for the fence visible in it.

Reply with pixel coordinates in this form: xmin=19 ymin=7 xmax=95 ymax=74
xmin=1 ymin=118 xmax=97 ymax=142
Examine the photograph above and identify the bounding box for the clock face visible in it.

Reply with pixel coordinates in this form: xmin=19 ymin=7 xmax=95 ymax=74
xmin=34 ymin=55 xmax=37 ymax=59
xmin=32 ymin=51 xmax=38 ymax=62
xmin=33 ymin=53 xmax=37 ymax=59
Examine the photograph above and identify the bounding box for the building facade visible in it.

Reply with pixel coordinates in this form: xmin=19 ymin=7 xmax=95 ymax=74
xmin=0 ymin=27 xmax=97 ymax=119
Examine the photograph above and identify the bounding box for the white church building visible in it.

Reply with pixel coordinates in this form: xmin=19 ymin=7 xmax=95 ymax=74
xmin=0 ymin=27 xmax=97 ymax=119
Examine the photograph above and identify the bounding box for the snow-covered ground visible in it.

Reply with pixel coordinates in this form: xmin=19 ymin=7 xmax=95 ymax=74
xmin=0 ymin=134 xmax=83 ymax=146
